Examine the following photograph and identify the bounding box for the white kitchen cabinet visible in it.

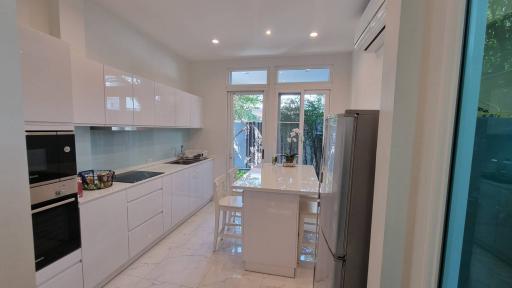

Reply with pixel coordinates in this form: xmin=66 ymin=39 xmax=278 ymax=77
xmin=127 ymin=189 xmax=163 ymax=230
xmin=126 ymin=178 xmax=162 ymax=202
xmin=171 ymin=169 xmax=191 ymax=226
xmin=38 ymin=262 xmax=83 ymax=288
xmin=190 ymin=95 xmax=203 ymax=128
xmin=80 ymin=191 xmax=129 ymax=288
xmin=187 ymin=161 xmax=214 ymax=214
xmin=133 ymin=75 xmax=156 ymax=126
xmin=19 ymin=26 xmax=73 ymax=124
xmin=155 ymin=83 xmax=176 ymax=127
xmin=104 ymin=65 xmax=134 ymax=125
xmin=175 ymin=91 xmax=191 ymax=127
xmin=189 ymin=166 xmax=203 ymax=212
xmin=201 ymin=160 xmax=214 ymax=203
xmin=189 ymin=161 xmax=214 ymax=211
xmin=129 ymin=213 xmax=164 ymax=258
xmin=70 ymin=52 xmax=105 ymax=125
xmin=162 ymin=174 xmax=173 ymax=231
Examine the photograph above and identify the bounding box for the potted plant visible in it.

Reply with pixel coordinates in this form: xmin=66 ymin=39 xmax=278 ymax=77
xmin=283 ymin=128 xmax=300 ymax=167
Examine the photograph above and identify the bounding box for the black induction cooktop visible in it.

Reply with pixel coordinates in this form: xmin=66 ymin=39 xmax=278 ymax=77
xmin=115 ymin=170 xmax=164 ymax=183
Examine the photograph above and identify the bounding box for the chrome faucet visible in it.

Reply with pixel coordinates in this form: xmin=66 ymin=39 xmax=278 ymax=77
xmin=177 ymin=145 xmax=185 ymax=159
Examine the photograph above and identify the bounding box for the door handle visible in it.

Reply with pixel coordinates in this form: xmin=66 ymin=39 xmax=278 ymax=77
xmin=32 ymin=198 xmax=75 ymax=214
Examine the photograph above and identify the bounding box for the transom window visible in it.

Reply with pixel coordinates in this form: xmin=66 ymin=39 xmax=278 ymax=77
xmin=277 ymin=68 xmax=331 ymax=83
xmin=229 ymin=70 xmax=268 ymax=85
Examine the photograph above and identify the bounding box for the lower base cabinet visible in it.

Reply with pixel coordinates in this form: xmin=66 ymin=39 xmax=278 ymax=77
xmin=129 ymin=213 xmax=164 ymax=257
xmin=170 ymin=169 xmax=191 ymax=227
xmin=80 ymin=191 xmax=129 ymax=288
xmin=79 ymin=160 xmax=214 ymax=287
xmin=38 ymin=262 xmax=83 ymax=288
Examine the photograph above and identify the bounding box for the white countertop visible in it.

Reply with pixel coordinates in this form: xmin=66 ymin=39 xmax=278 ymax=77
xmin=79 ymin=157 xmax=214 ymax=204
xmin=233 ymin=164 xmax=319 ymax=197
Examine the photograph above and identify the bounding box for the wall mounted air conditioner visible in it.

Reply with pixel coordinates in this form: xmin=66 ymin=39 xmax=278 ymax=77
xmin=354 ymin=0 xmax=386 ymax=52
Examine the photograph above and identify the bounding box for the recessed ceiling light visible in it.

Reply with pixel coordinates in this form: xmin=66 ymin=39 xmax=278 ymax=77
xmin=309 ymin=32 xmax=318 ymax=38
xmin=265 ymin=29 xmax=272 ymax=36
xmin=211 ymin=38 xmax=219 ymax=44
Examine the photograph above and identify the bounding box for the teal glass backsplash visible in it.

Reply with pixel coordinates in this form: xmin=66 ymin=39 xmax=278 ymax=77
xmin=75 ymin=127 xmax=189 ymax=171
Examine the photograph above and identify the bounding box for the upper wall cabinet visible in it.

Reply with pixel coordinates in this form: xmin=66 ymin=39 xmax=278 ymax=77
xmin=104 ymin=65 xmax=134 ymax=126
xmin=19 ymin=27 xmax=73 ymax=124
xmin=18 ymin=27 xmax=202 ymax=128
xmin=155 ymin=83 xmax=176 ymax=127
xmin=190 ymin=95 xmax=203 ymax=128
xmin=133 ymin=75 xmax=156 ymax=126
xmin=71 ymin=52 xmax=106 ymax=125
xmin=175 ymin=91 xmax=191 ymax=127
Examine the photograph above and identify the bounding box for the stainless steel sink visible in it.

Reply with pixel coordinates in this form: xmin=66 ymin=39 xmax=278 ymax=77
xmin=166 ymin=157 xmax=207 ymax=165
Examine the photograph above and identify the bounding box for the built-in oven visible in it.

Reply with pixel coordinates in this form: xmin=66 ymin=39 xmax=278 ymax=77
xmin=31 ymin=193 xmax=81 ymax=271
xmin=26 ymin=130 xmax=81 ymax=271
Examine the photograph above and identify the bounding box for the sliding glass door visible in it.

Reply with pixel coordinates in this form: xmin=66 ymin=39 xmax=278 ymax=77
xmin=442 ymin=0 xmax=512 ymax=287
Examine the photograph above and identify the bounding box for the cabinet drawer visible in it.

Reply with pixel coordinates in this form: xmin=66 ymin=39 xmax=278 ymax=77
xmin=129 ymin=213 xmax=164 ymax=258
xmin=126 ymin=178 xmax=163 ymax=202
xmin=128 ymin=189 xmax=163 ymax=230
xmin=39 ymin=262 xmax=83 ymax=288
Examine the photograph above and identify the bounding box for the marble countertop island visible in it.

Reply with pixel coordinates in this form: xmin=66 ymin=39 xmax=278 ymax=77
xmin=232 ymin=163 xmax=319 ymax=198
xmin=233 ymin=164 xmax=319 ymax=277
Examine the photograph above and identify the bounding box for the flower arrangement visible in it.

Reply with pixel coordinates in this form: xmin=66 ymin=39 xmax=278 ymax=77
xmin=284 ymin=128 xmax=300 ymax=165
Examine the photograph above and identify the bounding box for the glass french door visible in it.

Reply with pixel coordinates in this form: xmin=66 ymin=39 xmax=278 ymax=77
xmin=442 ymin=0 xmax=512 ymax=287
xmin=276 ymin=90 xmax=328 ymax=173
xmin=228 ymin=92 xmax=265 ymax=178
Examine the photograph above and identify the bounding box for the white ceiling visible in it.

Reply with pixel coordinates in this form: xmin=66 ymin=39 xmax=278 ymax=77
xmin=94 ymin=0 xmax=369 ymax=61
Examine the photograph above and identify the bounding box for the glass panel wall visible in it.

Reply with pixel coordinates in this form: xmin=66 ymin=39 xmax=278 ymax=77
xmin=231 ymin=92 xmax=264 ymax=178
xmin=442 ymin=0 xmax=512 ymax=287
xmin=277 ymin=93 xmax=301 ymax=159
xmin=302 ymin=93 xmax=326 ymax=175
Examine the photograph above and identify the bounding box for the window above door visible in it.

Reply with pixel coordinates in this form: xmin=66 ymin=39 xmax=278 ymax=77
xmin=277 ymin=67 xmax=331 ymax=84
xmin=229 ymin=70 xmax=268 ymax=85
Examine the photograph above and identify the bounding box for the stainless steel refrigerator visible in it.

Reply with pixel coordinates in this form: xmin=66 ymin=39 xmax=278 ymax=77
xmin=314 ymin=110 xmax=379 ymax=288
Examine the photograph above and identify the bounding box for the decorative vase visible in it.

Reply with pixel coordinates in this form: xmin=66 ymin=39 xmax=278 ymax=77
xmin=283 ymin=155 xmax=296 ymax=167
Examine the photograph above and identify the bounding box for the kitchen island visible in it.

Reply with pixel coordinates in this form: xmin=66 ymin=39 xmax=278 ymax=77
xmin=233 ymin=164 xmax=319 ymax=277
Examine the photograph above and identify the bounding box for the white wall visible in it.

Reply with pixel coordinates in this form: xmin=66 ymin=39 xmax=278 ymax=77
xmin=187 ymin=53 xmax=352 ymax=177
xmin=367 ymin=0 xmax=467 ymax=286
xmin=16 ymin=0 xmax=191 ymax=91
xmin=0 ymin=1 xmax=36 ymax=287
xmin=16 ymin=0 xmax=57 ymax=36
xmin=350 ymin=48 xmax=383 ymax=109
xmin=83 ymin=1 xmax=190 ymax=90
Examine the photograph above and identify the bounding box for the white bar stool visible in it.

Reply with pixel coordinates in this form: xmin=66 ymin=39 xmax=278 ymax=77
xmin=228 ymin=167 xmax=244 ymax=194
xmin=214 ymin=174 xmax=243 ymax=251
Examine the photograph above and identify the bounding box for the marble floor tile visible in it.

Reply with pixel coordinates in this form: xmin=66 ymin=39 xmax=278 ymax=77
xmin=104 ymin=203 xmax=314 ymax=288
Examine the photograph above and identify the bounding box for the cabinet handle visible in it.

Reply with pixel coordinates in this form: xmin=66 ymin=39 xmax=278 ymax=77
xmin=32 ymin=198 xmax=75 ymax=214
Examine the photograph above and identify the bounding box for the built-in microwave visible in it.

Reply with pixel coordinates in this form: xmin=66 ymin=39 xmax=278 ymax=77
xmin=26 ymin=131 xmax=77 ymax=204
